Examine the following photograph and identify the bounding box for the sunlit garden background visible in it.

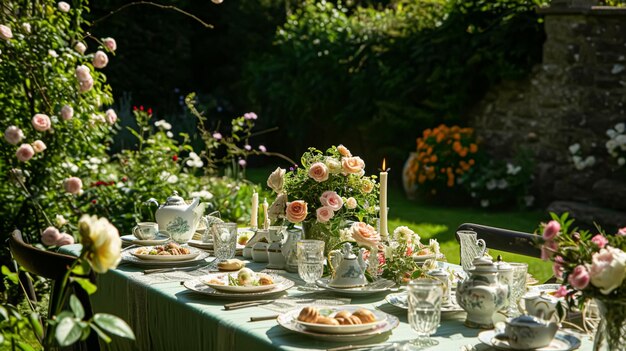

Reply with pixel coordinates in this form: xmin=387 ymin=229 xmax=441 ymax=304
xmin=1 ymin=0 xmax=626 ymax=348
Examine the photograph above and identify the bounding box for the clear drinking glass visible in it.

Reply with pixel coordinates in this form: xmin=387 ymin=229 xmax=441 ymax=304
xmin=506 ymin=262 xmax=528 ymax=317
xmin=296 ymin=240 xmax=325 ymax=291
xmin=407 ymin=278 xmax=444 ymax=349
xmin=457 ymin=230 xmax=486 ymax=271
xmin=212 ymin=222 xmax=238 ymax=261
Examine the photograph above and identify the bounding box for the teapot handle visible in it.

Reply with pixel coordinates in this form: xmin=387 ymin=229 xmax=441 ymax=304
xmin=327 ymin=250 xmax=342 ymax=278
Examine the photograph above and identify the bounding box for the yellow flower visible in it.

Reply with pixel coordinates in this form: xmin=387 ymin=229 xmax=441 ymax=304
xmin=78 ymin=215 xmax=122 ymax=273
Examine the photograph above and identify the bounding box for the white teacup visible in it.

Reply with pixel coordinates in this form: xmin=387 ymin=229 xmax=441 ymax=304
xmin=133 ymin=222 xmax=159 ymax=240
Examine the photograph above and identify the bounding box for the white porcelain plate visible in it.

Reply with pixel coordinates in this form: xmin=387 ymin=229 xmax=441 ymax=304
xmin=385 ymin=292 xmax=464 ymax=313
xmin=199 ymin=272 xmax=283 ymax=293
xmin=187 ymin=240 xmax=245 ymax=251
xmin=121 ymin=250 xmax=210 ymax=268
xmin=183 ymin=277 xmax=294 ymax=300
xmin=121 ymin=234 xmax=170 ymax=246
xmin=130 ymin=246 xmax=200 ymax=261
xmin=316 ymin=278 xmax=396 ymax=296
xmin=277 ymin=306 xmax=398 ymax=342
xmin=296 ymin=308 xmax=386 ymax=334
xmin=478 ymin=330 xmax=581 ymax=351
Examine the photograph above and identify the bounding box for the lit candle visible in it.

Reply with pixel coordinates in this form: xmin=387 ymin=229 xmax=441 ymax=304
xmin=263 ymin=198 xmax=270 ymax=230
xmin=379 ymin=159 xmax=389 ymax=241
xmin=250 ymin=192 xmax=259 ymax=228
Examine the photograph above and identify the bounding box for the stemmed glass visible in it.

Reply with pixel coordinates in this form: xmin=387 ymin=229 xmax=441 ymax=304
xmin=212 ymin=222 xmax=238 ymax=261
xmin=296 ymin=240 xmax=325 ymax=291
xmin=506 ymin=263 xmax=528 ymax=317
xmin=406 ymin=278 xmax=444 ymax=349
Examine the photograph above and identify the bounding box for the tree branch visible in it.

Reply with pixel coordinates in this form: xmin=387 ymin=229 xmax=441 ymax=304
xmin=91 ymin=1 xmax=214 ymax=29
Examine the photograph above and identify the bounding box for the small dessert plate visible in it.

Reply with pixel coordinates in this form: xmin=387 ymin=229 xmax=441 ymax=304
xmin=199 ymin=272 xmax=284 ymax=293
xmin=478 ymin=330 xmax=581 ymax=351
xmin=296 ymin=307 xmax=386 ymax=334
xmin=130 ymin=247 xmax=200 ymax=261
xmin=316 ymin=278 xmax=396 ymax=296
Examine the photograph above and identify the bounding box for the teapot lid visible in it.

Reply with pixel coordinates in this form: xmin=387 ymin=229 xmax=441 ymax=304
xmin=165 ymin=191 xmax=186 ymax=206
xmin=427 ymin=268 xmax=448 ymax=278
xmin=342 ymin=242 xmax=356 ymax=260
xmin=469 ymin=256 xmax=497 ymax=273
xmin=494 ymin=255 xmax=512 ymax=271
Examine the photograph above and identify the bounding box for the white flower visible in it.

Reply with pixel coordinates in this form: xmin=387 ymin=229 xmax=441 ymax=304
xmin=167 ymin=174 xmax=178 ymax=183
xmin=22 ymin=23 xmax=31 ymax=34
xmin=155 ymin=119 xmax=172 ymax=130
xmin=589 ymin=246 xmax=626 ymax=295
xmin=568 ymin=143 xmax=580 ymax=155
xmin=61 ymin=105 xmax=74 ymax=120
xmin=190 ymin=189 xmax=214 ymax=200
xmin=186 ymin=152 xmax=204 ymax=168
xmin=78 ymin=215 xmax=122 ymax=273
xmin=338 ymin=228 xmax=354 ymax=243
xmin=584 ymin=156 xmax=596 ymax=168
xmin=506 ymin=163 xmax=521 ymax=175
xmin=619 ymin=158 xmax=626 ymax=166
xmin=486 ymin=179 xmax=497 ymax=190
xmin=325 ymin=157 xmax=342 ymax=174
xmin=74 ymin=42 xmax=87 ymax=55
xmin=428 ymin=239 xmax=440 ymax=256
xmin=616 ymin=134 xmax=626 ymax=146
xmin=267 ymin=167 xmax=286 ymax=193
xmin=392 ymin=226 xmax=417 ymax=245
xmin=616 ymin=123 xmax=626 ymax=134
xmin=480 ymin=199 xmax=490 ymax=207
xmin=55 ymin=214 xmax=68 ymax=227
xmin=0 ymin=25 xmax=13 ymax=41
xmin=105 ymin=109 xmax=117 ymax=124
xmin=48 ymin=49 xmax=58 ymax=58
xmin=497 ymin=179 xmax=509 ymax=189
xmin=4 ymin=126 xmax=24 ymax=145
xmin=383 ymin=244 xmax=394 ymax=260
xmin=607 ymin=129 xmax=618 ymax=139
xmin=166 ymin=131 xmax=173 ymax=138
xmin=61 ymin=162 xmax=79 ymax=173
xmin=606 ymin=140 xmax=618 ymax=153
xmin=57 ymin=1 xmax=70 ymax=12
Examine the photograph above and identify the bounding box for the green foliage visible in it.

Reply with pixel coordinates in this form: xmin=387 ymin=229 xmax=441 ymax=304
xmin=246 ymin=0 xmax=545 ymax=165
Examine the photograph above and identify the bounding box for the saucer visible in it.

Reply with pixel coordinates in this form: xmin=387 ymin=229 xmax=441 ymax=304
xmin=121 ymin=234 xmax=170 ymax=246
xmin=478 ymin=330 xmax=581 ymax=351
xmin=385 ymin=292 xmax=464 ymax=313
xmin=316 ymin=278 xmax=396 ymax=296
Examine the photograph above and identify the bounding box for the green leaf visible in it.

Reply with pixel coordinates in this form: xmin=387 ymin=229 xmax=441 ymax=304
xmin=69 ymin=295 xmax=85 ymax=320
xmin=15 ymin=341 xmax=36 ymax=351
xmin=93 ymin=313 xmax=135 ymax=340
xmin=1 ymin=266 xmax=18 ymax=284
xmin=90 ymin=323 xmax=112 ymax=344
xmin=73 ymin=277 xmax=97 ymax=295
xmin=0 ymin=306 xmax=8 ymax=321
xmin=55 ymin=316 xmax=82 ymax=346
xmin=28 ymin=312 xmax=43 ymax=341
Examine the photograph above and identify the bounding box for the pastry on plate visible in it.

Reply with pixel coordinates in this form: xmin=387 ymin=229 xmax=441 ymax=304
xmin=352 ymin=309 xmax=376 ymax=323
xmin=297 ymin=307 xmax=319 ymax=323
xmin=314 ymin=316 xmax=339 ymax=325
xmin=334 ymin=310 xmax=351 ymax=320
xmin=217 ymin=259 xmax=245 ymax=271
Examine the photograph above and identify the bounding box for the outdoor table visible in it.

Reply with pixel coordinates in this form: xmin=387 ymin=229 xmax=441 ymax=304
xmin=60 ymin=244 xmax=592 ymax=351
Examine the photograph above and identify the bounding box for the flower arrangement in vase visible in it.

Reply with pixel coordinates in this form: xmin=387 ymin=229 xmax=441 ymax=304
xmin=266 ymin=145 xmax=379 ymax=251
xmin=539 ymin=213 xmax=626 ymax=351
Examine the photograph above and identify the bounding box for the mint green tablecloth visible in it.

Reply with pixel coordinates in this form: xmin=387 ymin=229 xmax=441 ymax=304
xmin=60 ymin=244 xmax=592 ymax=351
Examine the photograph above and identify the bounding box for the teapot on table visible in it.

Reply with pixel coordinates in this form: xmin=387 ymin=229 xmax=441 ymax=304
xmin=328 ymin=243 xmax=368 ymax=288
xmin=502 ymin=315 xmax=559 ymax=350
xmin=146 ymin=191 xmax=204 ymax=243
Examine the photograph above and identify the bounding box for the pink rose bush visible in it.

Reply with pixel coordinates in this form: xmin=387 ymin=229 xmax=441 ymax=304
xmin=0 ymin=24 xmax=13 ymax=41
xmin=32 ymin=114 xmax=51 ymax=132
xmin=267 ymin=145 xmax=379 ymax=250
xmin=16 ymin=144 xmax=35 ymax=162
xmin=93 ymin=50 xmax=109 ymax=69
xmin=103 ymin=37 xmax=117 ymax=52
xmin=350 ymin=222 xmax=380 ymax=248
xmin=32 ymin=140 xmax=46 ymax=153
xmin=64 ymin=176 xmax=83 ymax=194
xmin=4 ymin=126 xmax=24 ymax=145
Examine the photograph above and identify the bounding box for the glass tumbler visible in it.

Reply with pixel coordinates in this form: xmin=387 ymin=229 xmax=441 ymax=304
xmin=407 ymin=278 xmax=444 ymax=349
xmin=212 ymin=222 xmax=238 ymax=261
xmin=506 ymin=262 xmax=529 ymax=317
xmin=296 ymin=240 xmax=325 ymax=291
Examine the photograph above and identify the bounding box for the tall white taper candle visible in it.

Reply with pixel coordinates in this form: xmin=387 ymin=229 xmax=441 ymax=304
xmin=250 ymin=192 xmax=259 ymax=228
xmin=379 ymin=159 xmax=389 ymax=241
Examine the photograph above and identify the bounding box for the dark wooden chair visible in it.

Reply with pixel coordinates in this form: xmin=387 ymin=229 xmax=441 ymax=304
xmin=456 ymin=223 xmax=542 ymax=259
xmin=8 ymin=230 xmax=99 ymax=350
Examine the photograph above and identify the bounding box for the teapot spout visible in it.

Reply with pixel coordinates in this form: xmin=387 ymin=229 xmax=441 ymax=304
xmin=145 ymin=198 xmax=160 ymax=208
xmin=358 ymin=248 xmax=368 ymax=271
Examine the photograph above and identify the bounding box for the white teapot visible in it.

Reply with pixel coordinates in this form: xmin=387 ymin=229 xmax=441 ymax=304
xmin=329 ymin=243 xmax=368 ymax=288
xmin=147 ymin=191 xmax=203 ymax=243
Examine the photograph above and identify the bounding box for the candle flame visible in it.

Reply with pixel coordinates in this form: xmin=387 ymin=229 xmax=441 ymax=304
xmin=382 ymin=158 xmax=386 ymax=171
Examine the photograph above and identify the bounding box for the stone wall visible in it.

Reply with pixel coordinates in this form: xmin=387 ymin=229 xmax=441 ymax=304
xmin=469 ymin=5 xmax=626 ymax=231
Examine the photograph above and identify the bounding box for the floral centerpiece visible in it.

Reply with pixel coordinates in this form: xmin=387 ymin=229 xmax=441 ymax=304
xmin=540 ymin=213 xmax=626 ymax=351
xmin=266 ymin=145 xmax=379 ymax=251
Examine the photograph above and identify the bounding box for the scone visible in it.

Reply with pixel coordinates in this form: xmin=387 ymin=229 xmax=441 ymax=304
xmin=314 ymin=316 xmax=339 ymax=325
xmin=297 ymin=307 xmax=319 ymax=323
xmin=217 ymin=259 xmax=245 ymax=271
xmin=351 ymin=309 xmax=376 ymax=323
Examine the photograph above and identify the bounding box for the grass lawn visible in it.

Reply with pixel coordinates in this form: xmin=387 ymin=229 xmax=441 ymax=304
xmin=248 ymin=167 xmax=553 ymax=282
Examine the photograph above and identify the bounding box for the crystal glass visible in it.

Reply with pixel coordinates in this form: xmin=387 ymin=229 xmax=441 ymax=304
xmin=212 ymin=222 xmax=238 ymax=261
xmin=457 ymin=230 xmax=486 ymax=271
xmin=296 ymin=240 xmax=325 ymax=290
xmin=506 ymin=262 xmax=528 ymax=317
xmin=407 ymin=278 xmax=444 ymax=349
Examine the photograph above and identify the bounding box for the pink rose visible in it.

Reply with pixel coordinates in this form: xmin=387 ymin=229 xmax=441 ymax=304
xmin=42 ymin=226 xmax=62 ymax=246
xmin=258 ymin=145 xmax=267 ymax=152
xmin=105 ymin=109 xmax=117 ymax=124
xmin=337 ymin=144 xmax=352 ymax=157
xmin=243 ymin=112 xmax=257 ymax=120
xmin=61 ymin=105 xmax=74 ymax=120
xmin=553 ymin=256 xmax=564 ymax=279
xmin=32 ymin=114 xmax=51 ymax=132
xmin=64 ymin=176 xmax=83 ymax=194
xmin=93 ymin=50 xmax=109 ymax=69
xmin=79 ymin=77 xmax=94 ymax=93
xmin=320 ymin=191 xmax=343 ymax=211
xmin=238 ymin=159 xmax=246 ymax=167
xmin=554 ymin=285 xmax=568 ymax=298
xmin=618 ymin=227 xmax=626 ymax=236
xmin=76 ymin=65 xmax=91 ymax=81
xmin=285 ymin=200 xmax=308 ymax=223
xmin=350 ymin=222 xmax=380 ymax=248
xmin=591 ymin=234 xmax=608 ymax=249
xmin=16 ymin=144 xmax=35 ymax=162
xmin=4 ymin=126 xmax=24 ymax=145
xmin=568 ymin=265 xmax=590 ymax=290
xmin=541 ymin=240 xmax=558 ymax=261
xmin=542 ymin=220 xmax=560 ymax=241
xmin=57 ymin=1 xmax=70 ymax=12
xmin=316 ymin=206 xmax=335 ymax=223
xmin=0 ymin=24 xmax=13 ymax=41
xmin=32 ymin=140 xmax=46 ymax=153
xmin=56 ymin=233 xmax=74 ymax=246
xmin=308 ymin=162 xmax=329 ymax=182
xmin=212 ymin=132 xmax=222 ymax=140
xmin=103 ymin=37 xmax=117 ymax=52
xmin=74 ymin=42 xmax=86 ymax=55
xmin=345 ymin=197 xmax=357 ymax=209
xmin=341 ymin=156 xmax=365 ymax=174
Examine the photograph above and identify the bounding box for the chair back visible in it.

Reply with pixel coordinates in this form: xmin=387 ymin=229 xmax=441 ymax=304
xmin=8 ymin=230 xmax=76 ymax=280
xmin=456 ymin=223 xmax=541 ymax=258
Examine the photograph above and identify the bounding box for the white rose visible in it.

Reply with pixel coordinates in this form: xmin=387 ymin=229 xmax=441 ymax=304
xmin=57 ymin=1 xmax=70 ymax=12
xmin=616 ymin=123 xmax=626 ymax=134
xmin=48 ymin=49 xmax=58 ymax=58
xmin=55 ymin=214 xmax=68 ymax=227
xmin=325 ymin=157 xmax=342 ymax=174
xmin=93 ymin=50 xmax=109 ymax=69
xmin=61 ymin=105 xmax=74 ymax=120
xmin=589 ymin=246 xmax=626 ymax=294
xmin=267 ymin=167 xmax=286 ymax=193
xmin=76 ymin=65 xmax=91 ymax=81
xmin=392 ymin=226 xmax=415 ymax=244
xmin=103 ymin=37 xmax=117 ymax=52
xmin=4 ymin=126 xmax=24 ymax=145
xmin=74 ymin=42 xmax=86 ymax=55
xmin=31 ymin=140 xmax=46 ymax=153
xmin=22 ymin=23 xmax=31 ymax=34
xmin=0 ymin=25 xmax=13 ymax=41
xmin=105 ymin=109 xmax=117 ymax=124
xmin=345 ymin=197 xmax=357 ymax=209
xmin=78 ymin=215 xmax=122 ymax=273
